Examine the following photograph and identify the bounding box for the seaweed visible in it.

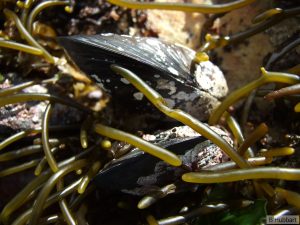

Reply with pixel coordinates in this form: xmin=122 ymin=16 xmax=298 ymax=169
xmin=0 ymin=0 xmax=299 ymax=224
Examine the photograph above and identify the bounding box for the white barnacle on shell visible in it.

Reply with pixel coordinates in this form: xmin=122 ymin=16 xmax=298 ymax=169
xmin=193 ymin=61 xmax=228 ymax=99
xmin=164 ymin=98 xmax=175 ymax=108
xmin=156 ymin=79 xmax=177 ymax=95
xmin=133 ymin=92 xmax=144 ymax=101
xmin=120 ymin=78 xmax=130 ymax=84
xmin=171 ymin=91 xmax=198 ymax=102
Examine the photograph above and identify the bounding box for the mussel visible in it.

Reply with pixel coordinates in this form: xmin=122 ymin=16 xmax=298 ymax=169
xmin=58 ymin=34 xmax=228 ymax=121
xmin=58 ymin=34 xmax=230 ymax=194
xmin=94 ymin=126 xmax=230 ymax=195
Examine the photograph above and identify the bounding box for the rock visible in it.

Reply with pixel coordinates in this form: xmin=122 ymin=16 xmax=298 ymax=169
xmin=211 ymin=0 xmax=300 ymax=92
xmin=146 ymin=0 xmax=211 ymax=49
xmin=0 ymin=78 xmax=83 ymax=137
xmin=212 ymin=1 xmax=273 ymax=92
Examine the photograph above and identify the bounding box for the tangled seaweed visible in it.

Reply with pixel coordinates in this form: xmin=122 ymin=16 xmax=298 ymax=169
xmin=0 ymin=0 xmax=300 ymax=224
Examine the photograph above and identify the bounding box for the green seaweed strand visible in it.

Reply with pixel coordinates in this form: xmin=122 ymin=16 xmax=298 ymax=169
xmin=110 ymin=65 xmax=249 ymax=169
xmin=48 ymin=179 xmax=82 ymax=205
xmin=0 ymin=93 xmax=90 ymax=112
xmin=204 ymin=157 xmax=272 ymax=171
xmin=18 ymin=0 xmax=34 ymax=24
xmin=0 ymin=40 xmax=43 ymax=55
xmin=107 ymin=0 xmax=256 ymax=13
xmin=224 ymin=112 xmax=244 ymax=145
xmin=94 ymin=123 xmax=182 ymax=167
xmin=238 ymin=123 xmax=268 ymax=156
xmin=3 ymin=9 xmax=55 ymax=64
xmin=138 ymin=184 xmax=176 ymax=209
xmin=0 ymin=172 xmax=51 ymax=225
xmin=34 ymin=147 xmax=59 ymax=176
xmin=265 ymin=37 xmax=300 ymax=69
xmin=11 ymin=178 xmax=82 ymax=225
xmin=201 ymin=7 xmax=300 ymax=51
xmin=241 ymin=90 xmax=256 ymax=132
xmin=259 ymin=147 xmax=294 ymax=158
xmin=80 ymin=116 xmax=92 ymax=149
xmin=57 ymin=179 xmax=77 ymax=225
xmin=182 ymin=167 xmax=300 ymax=183
xmin=39 ymin=214 xmax=60 ymax=224
xmin=77 ymin=161 xmax=101 ymax=194
xmin=295 ymin=102 xmax=300 ymax=112
xmin=58 ymin=199 xmax=76 ymax=225
xmin=0 ymin=159 xmax=40 ymax=177
xmin=0 ymin=145 xmax=42 ymax=162
xmin=0 ymin=77 xmax=59 ymax=98
xmin=28 ymin=160 xmax=88 ymax=225
xmin=157 ymin=203 xmax=228 ymax=224
xmin=275 ymin=187 xmax=300 ymax=209
xmin=0 ymin=81 xmax=35 ymax=97
xmin=209 ymin=68 xmax=300 ymax=125
xmin=26 ymin=0 xmax=69 ymax=33
xmin=42 ymin=103 xmax=59 ymax=173
xmin=0 ymin=129 xmax=42 ymax=151
xmin=69 ymin=186 xmax=95 ymax=210
xmin=265 ymin=83 xmax=300 ymax=100
xmin=252 ymin=8 xmax=283 ymax=24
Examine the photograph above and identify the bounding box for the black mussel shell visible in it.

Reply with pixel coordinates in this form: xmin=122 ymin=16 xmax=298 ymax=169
xmin=58 ymin=33 xmax=196 ymax=95
xmin=94 ymin=135 xmax=206 ymax=195
xmin=58 ymin=34 xmax=228 ymax=125
xmin=94 ymin=125 xmax=230 ymax=195
xmin=58 ymin=34 xmax=200 ymax=110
